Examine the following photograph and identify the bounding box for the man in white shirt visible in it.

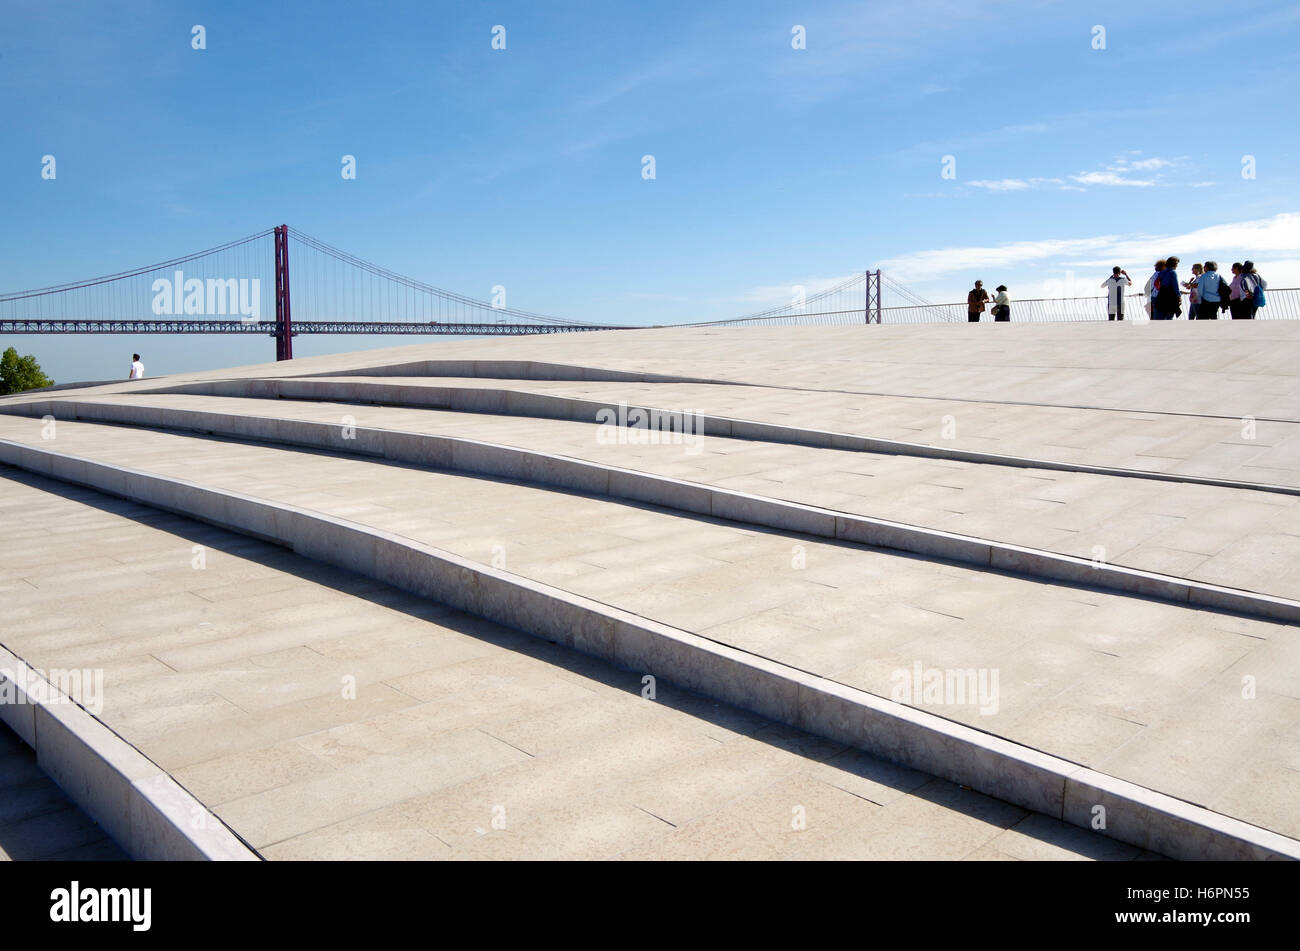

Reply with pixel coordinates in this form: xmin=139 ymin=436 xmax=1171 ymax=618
xmin=128 ymin=354 xmax=144 ymax=380
xmin=1102 ymin=267 xmax=1132 ymax=320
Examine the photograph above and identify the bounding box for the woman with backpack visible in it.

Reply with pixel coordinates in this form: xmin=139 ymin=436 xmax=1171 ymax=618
xmin=1242 ymin=261 xmax=1267 ymax=318
xmin=1229 ymin=263 xmax=1253 ymax=320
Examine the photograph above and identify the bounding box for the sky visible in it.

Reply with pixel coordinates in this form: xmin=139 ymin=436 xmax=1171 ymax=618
xmin=3 ymin=0 xmax=1299 ymax=382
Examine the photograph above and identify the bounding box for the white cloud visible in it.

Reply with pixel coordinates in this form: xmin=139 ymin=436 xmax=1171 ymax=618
xmin=1107 ymin=156 xmax=1181 ymax=173
xmin=968 ymin=176 xmax=1066 ymax=191
xmin=961 ymin=155 xmax=1181 ymax=193
xmin=877 ymin=213 xmax=1300 ymax=286
xmin=1061 ymin=214 xmax=1300 ymax=268
xmin=1124 ymin=158 xmax=1173 ymax=171
xmin=879 ymin=237 xmax=1116 ymax=282
xmin=727 ymin=218 xmax=1298 ymax=314
xmin=968 ymin=179 xmax=1032 ymax=191
xmin=1071 ymin=171 xmax=1156 ymax=187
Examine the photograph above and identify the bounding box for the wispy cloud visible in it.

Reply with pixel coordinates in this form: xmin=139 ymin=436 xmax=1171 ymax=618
xmin=1117 ymin=157 xmax=1173 ymax=171
xmin=968 ymin=179 xmax=1033 ymax=191
xmin=878 ymin=213 xmax=1300 ymax=283
xmin=1070 ymin=170 xmax=1156 ymax=187
xmin=729 ymin=213 xmax=1300 ymax=311
xmin=969 ymin=176 xmax=1064 ymax=191
xmin=961 ymin=154 xmax=1185 ymax=192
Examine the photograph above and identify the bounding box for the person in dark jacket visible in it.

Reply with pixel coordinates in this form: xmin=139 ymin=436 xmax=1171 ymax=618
xmin=1144 ymin=260 xmax=1165 ymax=318
xmin=1152 ymin=256 xmax=1181 ymax=320
xmin=967 ymin=281 xmax=989 ymax=322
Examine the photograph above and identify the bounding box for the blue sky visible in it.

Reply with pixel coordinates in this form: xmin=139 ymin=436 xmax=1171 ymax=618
xmin=3 ymin=0 xmax=1299 ymax=381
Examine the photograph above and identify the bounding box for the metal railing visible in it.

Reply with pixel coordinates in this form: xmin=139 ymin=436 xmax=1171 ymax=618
xmin=683 ymin=289 xmax=1299 ymax=327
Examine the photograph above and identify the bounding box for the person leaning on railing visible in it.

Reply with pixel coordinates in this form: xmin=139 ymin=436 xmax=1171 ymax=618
xmin=991 ymin=285 xmax=1011 ymax=321
xmin=967 ymin=281 xmax=990 ymax=322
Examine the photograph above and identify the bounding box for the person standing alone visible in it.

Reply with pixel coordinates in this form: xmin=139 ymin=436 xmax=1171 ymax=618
xmin=128 ymin=353 xmax=144 ymax=380
xmin=1102 ymin=267 xmax=1132 ymax=320
xmin=967 ymin=281 xmax=990 ymax=322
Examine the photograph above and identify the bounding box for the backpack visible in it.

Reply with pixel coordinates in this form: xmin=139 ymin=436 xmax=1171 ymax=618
xmin=1251 ymin=275 xmax=1266 ymax=308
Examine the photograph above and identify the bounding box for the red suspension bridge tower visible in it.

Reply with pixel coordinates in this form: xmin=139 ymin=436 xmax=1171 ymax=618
xmin=274 ymin=224 xmax=293 ymax=360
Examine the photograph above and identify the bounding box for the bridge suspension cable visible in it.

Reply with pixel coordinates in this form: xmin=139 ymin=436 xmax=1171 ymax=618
xmin=0 ymin=229 xmax=276 ymax=305
xmin=285 ymin=228 xmax=601 ymax=327
xmin=678 ymin=268 xmax=958 ymax=327
xmin=0 ymin=225 xmax=632 ymax=358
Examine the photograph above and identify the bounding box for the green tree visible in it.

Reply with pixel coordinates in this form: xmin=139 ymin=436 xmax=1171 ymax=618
xmin=0 ymin=346 xmax=55 ymax=395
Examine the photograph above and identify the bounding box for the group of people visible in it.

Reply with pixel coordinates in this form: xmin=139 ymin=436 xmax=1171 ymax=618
xmin=1121 ymin=258 xmax=1267 ymax=321
xmin=966 ymin=260 xmax=1268 ymax=322
xmin=965 ymin=280 xmax=1012 ymax=321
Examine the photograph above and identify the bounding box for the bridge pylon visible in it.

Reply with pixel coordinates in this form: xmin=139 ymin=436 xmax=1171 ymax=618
xmin=274 ymin=224 xmax=294 ymax=360
xmin=866 ymin=270 xmax=882 ymax=324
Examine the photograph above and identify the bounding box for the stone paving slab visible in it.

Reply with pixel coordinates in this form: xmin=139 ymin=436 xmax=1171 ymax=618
xmin=244 ymin=375 xmax=1300 ymax=487
xmin=23 ymin=392 xmax=1300 ymax=602
xmin=7 ymin=320 xmax=1298 ymax=417
xmin=1 ymin=419 xmax=1295 ymax=843
xmin=3 ymin=320 xmax=1295 ymax=859
xmin=0 ymin=468 xmax=1146 ymax=860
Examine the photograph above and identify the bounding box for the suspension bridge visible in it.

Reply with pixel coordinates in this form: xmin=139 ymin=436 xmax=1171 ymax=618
xmin=0 ymin=226 xmax=641 ymax=361
xmin=2 ymin=226 xmax=1296 ymax=363
xmin=0 ymin=225 xmax=943 ymax=362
